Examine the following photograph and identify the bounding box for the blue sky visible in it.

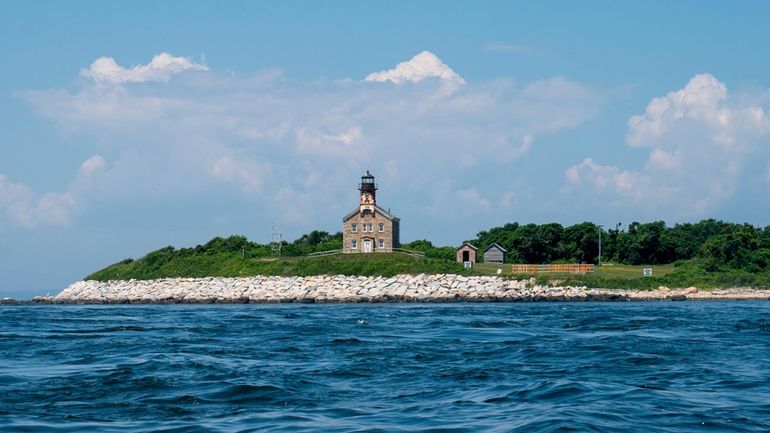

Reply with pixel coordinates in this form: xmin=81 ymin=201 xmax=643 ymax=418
xmin=2 ymin=1 xmax=770 ymax=298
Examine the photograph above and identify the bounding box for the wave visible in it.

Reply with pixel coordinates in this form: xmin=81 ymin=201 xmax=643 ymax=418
xmin=1 ymin=303 xmax=769 ymax=432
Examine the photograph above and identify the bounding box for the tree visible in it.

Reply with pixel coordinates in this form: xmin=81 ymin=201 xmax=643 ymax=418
xmin=700 ymin=225 xmax=760 ymax=270
xmin=538 ymin=223 xmax=565 ymax=262
xmin=563 ymin=222 xmax=600 ymax=263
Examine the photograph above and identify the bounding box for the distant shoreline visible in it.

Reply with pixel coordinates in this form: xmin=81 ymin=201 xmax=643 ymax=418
xmin=15 ymin=274 xmax=769 ymax=304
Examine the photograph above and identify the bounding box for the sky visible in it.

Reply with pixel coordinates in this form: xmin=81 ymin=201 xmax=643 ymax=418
xmin=2 ymin=1 xmax=770 ymax=298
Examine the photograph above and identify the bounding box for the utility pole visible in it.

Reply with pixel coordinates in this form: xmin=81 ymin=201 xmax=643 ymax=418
xmin=598 ymin=224 xmax=603 ymax=266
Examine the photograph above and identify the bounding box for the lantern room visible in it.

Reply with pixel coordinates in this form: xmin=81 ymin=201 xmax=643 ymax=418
xmin=359 ymin=170 xmax=377 ymax=197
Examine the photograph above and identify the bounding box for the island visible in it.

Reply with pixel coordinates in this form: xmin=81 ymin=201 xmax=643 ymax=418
xmin=40 ymin=215 xmax=770 ymax=303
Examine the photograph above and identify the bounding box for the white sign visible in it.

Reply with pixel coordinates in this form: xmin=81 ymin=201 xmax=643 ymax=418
xmin=643 ymin=268 xmax=653 ymax=277
xmin=464 ymin=261 xmax=473 ymax=269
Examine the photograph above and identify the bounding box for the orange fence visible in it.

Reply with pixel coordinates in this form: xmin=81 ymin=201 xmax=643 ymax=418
xmin=511 ymin=264 xmax=595 ymax=274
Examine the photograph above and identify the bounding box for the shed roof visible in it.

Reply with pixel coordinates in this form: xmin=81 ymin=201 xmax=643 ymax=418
xmin=456 ymin=242 xmax=478 ymax=251
xmin=484 ymin=242 xmax=508 ymax=253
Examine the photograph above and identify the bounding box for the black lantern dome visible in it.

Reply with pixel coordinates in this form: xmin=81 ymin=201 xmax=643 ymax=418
xmin=359 ymin=170 xmax=377 ymax=192
xmin=358 ymin=170 xmax=377 ymax=204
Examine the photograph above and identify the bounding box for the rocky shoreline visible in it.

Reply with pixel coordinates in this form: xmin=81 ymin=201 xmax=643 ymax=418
xmin=31 ymin=274 xmax=770 ymax=304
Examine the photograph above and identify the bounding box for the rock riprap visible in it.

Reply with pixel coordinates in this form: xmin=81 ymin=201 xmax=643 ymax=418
xmin=51 ymin=275 xmax=770 ymax=303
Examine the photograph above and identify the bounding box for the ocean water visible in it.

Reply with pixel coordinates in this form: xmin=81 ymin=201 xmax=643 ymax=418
xmin=1 ymin=303 xmax=769 ymax=432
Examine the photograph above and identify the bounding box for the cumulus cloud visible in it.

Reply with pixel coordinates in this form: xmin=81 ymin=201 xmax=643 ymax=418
xmin=80 ymin=52 xmax=208 ymax=84
xmin=0 ymin=155 xmax=105 ymax=228
xmin=646 ymin=149 xmax=680 ymax=171
xmin=627 ymin=73 xmax=769 ymax=148
xmin=489 ymin=133 xmax=533 ymax=161
xmin=0 ymin=175 xmax=34 ymax=227
xmin=34 ymin=193 xmax=76 ymax=226
xmin=565 ymin=158 xmax=648 ymax=201
xmin=208 ymin=154 xmax=267 ymax=192
xmin=295 ymin=127 xmax=366 ymax=159
xmin=272 ymin=186 xmax=315 ymax=224
xmin=456 ymin=188 xmax=491 ymax=213
xmin=79 ymin=155 xmax=106 ymax=177
xmin=364 ymin=51 xmax=465 ymax=87
xmin=565 ymin=74 xmax=770 ymax=218
xmin=20 ymin=51 xmax=602 ymax=234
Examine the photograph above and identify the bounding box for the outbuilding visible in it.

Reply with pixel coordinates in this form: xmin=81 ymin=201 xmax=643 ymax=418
xmin=483 ymin=243 xmax=507 ymax=264
xmin=456 ymin=242 xmax=478 ymax=264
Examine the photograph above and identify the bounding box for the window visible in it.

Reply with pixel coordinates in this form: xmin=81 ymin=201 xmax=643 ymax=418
xmin=378 ymin=223 xmax=385 ymax=232
xmin=351 ymin=223 xmax=357 ymax=233
xmin=379 ymin=239 xmax=384 ymax=248
xmin=366 ymin=223 xmax=373 ymax=232
xmin=352 ymin=239 xmax=358 ymax=249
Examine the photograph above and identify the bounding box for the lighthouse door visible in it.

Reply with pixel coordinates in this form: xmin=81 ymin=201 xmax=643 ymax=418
xmin=364 ymin=239 xmax=373 ymax=253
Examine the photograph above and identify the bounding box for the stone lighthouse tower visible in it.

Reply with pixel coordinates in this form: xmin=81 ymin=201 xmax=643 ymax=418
xmin=342 ymin=171 xmax=400 ymax=253
xmin=359 ymin=170 xmax=377 ymax=214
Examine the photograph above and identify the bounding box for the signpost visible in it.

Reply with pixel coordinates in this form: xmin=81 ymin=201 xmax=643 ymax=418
xmin=643 ymin=268 xmax=653 ymax=277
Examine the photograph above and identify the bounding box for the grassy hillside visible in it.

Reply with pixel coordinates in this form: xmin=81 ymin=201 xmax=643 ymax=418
xmin=85 ymin=232 xmax=769 ymax=289
xmin=86 ymin=250 xmax=470 ymax=281
xmin=473 ymin=261 xmax=768 ymax=289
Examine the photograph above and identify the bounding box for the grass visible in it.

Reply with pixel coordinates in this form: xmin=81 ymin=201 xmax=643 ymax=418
xmin=469 ymin=261 xmax=680 ymax=290
xmin=472 ymin=262 xmax=675 ymax=278
xmin=86 ymin=251 xmax=769 ymax=290
xmin=595 ymin=262 xmax=676 ymax=278
xmin=85 ymin=251 xmax=472 ymax=281
xmin=472 ymin=261 xmax=767 ymax=290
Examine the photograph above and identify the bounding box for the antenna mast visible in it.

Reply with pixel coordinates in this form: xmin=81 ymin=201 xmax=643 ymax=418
xmin=271 ymin=224 xmax=283 ymax=257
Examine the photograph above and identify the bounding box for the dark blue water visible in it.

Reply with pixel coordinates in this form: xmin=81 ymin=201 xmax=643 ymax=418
xmin=1 ymin=303 xmax=769 ymax=432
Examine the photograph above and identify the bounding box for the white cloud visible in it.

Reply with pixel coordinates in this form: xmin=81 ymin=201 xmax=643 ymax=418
xmin=646 ymin=149 xmax=680 ymax=171
xmin=21 ymin=87 xmax=169 ymax=133
xmin=365 ymin=51 xmax=465 ymax=86
xmin=626 ymin=73 xmax=769 ymax=148
xmin=518 ymin=77 xmax=599 ymax=133
xmin=565 ymin=158 xmax=646 ymax=199
xmin=456 ymin=188 xmax=491 ymax=212
xmin=499 ymin=191 xmax=519 ymax=209
xmin=295 ymin=127 xmax=365 ymax=158
xmin=272 ymin=186 xmax=313 ymax=223
xmin=565 ymin=74 xmax=770 ymax=218
xmin=80 ymin=52 xmax=208 ymax=84
xmin=34 ymin=193 xmax=76 ymax=226
xmin=0 ymin=154 xmax=104 ymax=228
xmin=20 ymin=51 xmax=602 ymax=230
xmin=79 ymin=155 xmax=106 ymax=177
xmin=489 ymin=133 xmax=533 ymax=161
xmin=0 ymin=175 xmax=35 ymax=227
xmin=209 ymin=154 xmax=266 ymax=192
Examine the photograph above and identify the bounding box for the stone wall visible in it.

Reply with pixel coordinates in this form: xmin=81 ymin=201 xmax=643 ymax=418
xmin=342 ymin=210 xmax=396 ymax=253
xmin=50 ymin=274 xmax=770 ymax=304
